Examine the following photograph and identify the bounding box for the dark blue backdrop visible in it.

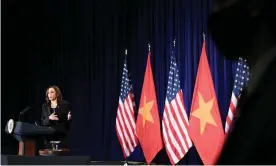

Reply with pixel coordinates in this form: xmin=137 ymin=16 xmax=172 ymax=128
xmin=2 ymin=0 xmax=237 ymax=164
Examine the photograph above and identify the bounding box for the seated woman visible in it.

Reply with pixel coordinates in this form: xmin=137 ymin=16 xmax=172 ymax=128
xmin=41 ymin=85 xmax=72 ymax=149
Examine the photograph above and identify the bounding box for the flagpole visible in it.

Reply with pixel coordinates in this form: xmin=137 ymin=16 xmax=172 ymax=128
xmin=147 ymin=43 xmax=153 ymax=166
xmin=124 ymin=48 xmax=128 ymax=166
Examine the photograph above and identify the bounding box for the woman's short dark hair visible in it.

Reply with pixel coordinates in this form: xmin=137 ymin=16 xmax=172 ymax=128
xmin=45 ymin=85 xmax=63 ymax=104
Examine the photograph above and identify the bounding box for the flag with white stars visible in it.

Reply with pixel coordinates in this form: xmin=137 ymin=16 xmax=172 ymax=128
xmin=162 ymin=45 xmax=192 ymax=165
xmin=115 ymin=55 xmax=138 ymax=158
xmin=225 ymin=57 xmax=251 ymax=133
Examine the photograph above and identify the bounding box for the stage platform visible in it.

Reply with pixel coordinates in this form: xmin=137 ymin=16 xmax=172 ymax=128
xmin=90 ymin=161 xmax=147 ymax=165
xmin=1 ymin=155 xmax=148 ymax=165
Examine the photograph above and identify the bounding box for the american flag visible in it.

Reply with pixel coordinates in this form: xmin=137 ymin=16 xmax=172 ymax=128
xmin=115 ymin=55 xmax=138 ymax=158
xmin=162 ymin=47 xmax=192 ymax=165
xmin=225 ymin=57 xmax=250 ymax=134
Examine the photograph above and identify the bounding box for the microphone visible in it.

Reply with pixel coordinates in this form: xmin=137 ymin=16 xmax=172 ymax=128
xmin=18 ymin=106 xmax=31 ymax=121
xmin=20 ymin=106 xmax=31 ymax=115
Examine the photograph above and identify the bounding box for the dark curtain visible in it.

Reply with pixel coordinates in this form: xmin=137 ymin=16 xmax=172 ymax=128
xmin=2 ymin=0 xmax=236 ymax=164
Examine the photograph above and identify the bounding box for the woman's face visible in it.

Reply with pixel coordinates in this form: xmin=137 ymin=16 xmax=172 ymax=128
xmin=47 ymin=87 xmax=57 ymax=101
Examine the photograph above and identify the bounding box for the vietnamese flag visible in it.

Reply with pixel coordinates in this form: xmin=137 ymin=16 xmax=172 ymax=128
xmin=136 ymin=51 xmax=163 ymax=164
xmin=189 ymin=41 xmax=225 ymax=165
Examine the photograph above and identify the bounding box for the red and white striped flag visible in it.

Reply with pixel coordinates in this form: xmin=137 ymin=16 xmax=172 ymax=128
xmin=116 ymin=54 xmax=138 ymax=158
xmin=162 ymin=45 xmax=192 ymax=165
xmin=225 ymin=57 xmax=250 ymax=134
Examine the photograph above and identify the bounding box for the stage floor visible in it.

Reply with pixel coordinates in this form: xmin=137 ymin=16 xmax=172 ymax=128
xmin=1 ymin=155 xmax=150 ymax=165
xmin=90 ymin=161 xmax=148 ymax=165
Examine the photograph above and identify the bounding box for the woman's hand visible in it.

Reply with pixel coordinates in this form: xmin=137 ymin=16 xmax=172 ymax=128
xmin=67 ymin=111 xmax=71 ymax=120
xmin=49 ymin=112 xmax=59 ymax=120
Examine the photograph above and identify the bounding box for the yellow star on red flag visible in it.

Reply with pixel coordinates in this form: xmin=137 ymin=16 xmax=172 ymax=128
xmin=135 ymin=51 xmax=163 ymax=164
xmin=138 ymin=96 xmax=154 ymax=127
xmin=189 ymin=41 xmax=225 ymax=165
xmin=191 ymin=92 xmax=217 ymax=134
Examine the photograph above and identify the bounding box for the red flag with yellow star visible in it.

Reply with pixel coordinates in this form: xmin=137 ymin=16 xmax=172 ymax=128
xmin=189 ymin=41 xmax=225 ymax=165
xmin=136 ymin=51 xmax=163 ymax=164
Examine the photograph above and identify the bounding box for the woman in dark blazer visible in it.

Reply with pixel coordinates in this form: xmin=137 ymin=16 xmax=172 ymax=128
xmin=41 ymin=85 xmax=72 ymax=149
